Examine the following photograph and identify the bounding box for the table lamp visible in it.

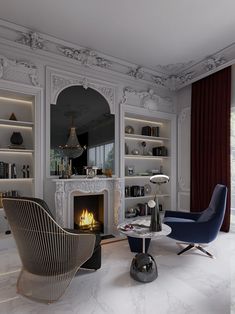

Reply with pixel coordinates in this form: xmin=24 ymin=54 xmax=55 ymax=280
xmin=148 ymin=174 xmax=170 ymax=232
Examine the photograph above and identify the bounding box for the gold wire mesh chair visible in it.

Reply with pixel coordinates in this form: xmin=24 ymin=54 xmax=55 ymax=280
xmin=2 ymin=197 xmax=98 ymax=303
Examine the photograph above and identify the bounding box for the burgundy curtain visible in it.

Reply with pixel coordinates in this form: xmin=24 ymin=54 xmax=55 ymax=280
xmin=190 ymin=67 xmax=231 ymax=232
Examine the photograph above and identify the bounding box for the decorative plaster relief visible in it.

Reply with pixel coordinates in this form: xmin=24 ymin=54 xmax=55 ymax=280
xmin=121 ymin=86 xmax=173 ymax=112
xmin=50 ymin=71 xmax=115 ymax=112
xmin=58 ymin=46 xmax=112 ymax=69
xmin=204 ymin=55 xmax=226 ymax=71
xmin=178 ymin=107 xmax=191 ymax=192
xmin=0 ymin=54 xmax=39 ymax=86
xmin=152 ymin=72 xmax=194 ymax=91
xmin=127 ymin=66 xmax=144 ymax=79
xmin=16 ymin=31 xmax=46 ymax=50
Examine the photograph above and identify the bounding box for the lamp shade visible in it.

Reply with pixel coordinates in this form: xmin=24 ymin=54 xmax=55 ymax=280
xmin=150 ymin=174 xmax=169 ymax=184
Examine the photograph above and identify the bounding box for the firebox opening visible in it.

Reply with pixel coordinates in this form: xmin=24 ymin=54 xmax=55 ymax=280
xmin=74 ymin=194 xmax=104 ymax=233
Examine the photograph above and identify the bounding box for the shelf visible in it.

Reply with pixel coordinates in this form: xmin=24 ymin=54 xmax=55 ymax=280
xmin=0 ymin=178 xmax=34 ymax=182
xmin=125 ymin=175 xmax=152 ymax=179
xmin=125 ymin=134 xmax=169 ymax=142
xmin=125 ymin=155 xmax=169 ymax=159
xmin=0 ymin=118 xmax=33 ymax=128
xmin=125 ymin=117 xmax=163 ymax=126
xmin=125 ymin=194 xmax=170 ymax=200
xmin=0 ymin=148 xmax=34 ymax=153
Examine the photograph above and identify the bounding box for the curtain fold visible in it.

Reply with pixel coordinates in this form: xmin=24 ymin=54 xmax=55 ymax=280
xmin=190 ymin=67 xmax=231 ymax=232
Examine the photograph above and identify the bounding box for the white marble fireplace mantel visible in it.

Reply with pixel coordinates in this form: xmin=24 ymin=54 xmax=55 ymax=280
xmin=53 ymin=176 xmax=124 ymax=234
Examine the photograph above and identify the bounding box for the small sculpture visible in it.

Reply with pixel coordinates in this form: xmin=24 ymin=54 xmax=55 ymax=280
xmin=10 ymin=132 xmax=23 ymax=146
xmin=12 ymin=164 xmax=17 ymax=178
xmin=26 ymin=165 xmax=30 ymax=178
xmin=9 ymin=113 xmax=17 ymax=121
xmin=22 ymin=165 xmax=26 ymax=178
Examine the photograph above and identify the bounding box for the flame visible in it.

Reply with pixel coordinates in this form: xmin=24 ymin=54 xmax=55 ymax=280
xmin=79 ymin=209 xmax=95 ymax=227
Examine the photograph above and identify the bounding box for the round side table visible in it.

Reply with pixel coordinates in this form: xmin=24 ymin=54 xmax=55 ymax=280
xmin=118 ymin=219 xmax=171 ymax=283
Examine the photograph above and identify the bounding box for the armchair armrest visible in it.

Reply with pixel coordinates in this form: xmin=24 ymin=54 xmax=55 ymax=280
xmin=164 ymin=219 xmax=213 ymax=244
xmin=164 ymin=210 xmax=202 ymax=221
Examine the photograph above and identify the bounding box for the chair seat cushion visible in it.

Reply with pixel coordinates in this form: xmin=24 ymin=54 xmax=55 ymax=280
xmin=163 ymin=217 xmax=195 ymax=223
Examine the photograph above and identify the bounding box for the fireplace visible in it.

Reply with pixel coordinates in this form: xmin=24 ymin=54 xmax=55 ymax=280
xmin=53 ymin=177 xmax=124 ymax=235
xmin=74 ymin=194 xmax=104 ymax=233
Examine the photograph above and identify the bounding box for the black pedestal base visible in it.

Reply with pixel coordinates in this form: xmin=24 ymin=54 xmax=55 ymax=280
xmin=130 ymin=253 xmax=158 ymax=283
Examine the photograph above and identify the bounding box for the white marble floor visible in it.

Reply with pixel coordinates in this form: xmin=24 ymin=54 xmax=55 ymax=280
xmin=0 ymin=226 xmax=234 ymax=314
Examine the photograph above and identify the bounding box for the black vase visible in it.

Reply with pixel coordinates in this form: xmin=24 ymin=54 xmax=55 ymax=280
xmin=10 ymin=132 xmax=23 ymax=145
xmin=150 ymin=206 xmax=162 ymax=232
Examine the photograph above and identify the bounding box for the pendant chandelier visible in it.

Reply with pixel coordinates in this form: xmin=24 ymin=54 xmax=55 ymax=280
xmin=59 ymin=113 xmax=85 ymax=159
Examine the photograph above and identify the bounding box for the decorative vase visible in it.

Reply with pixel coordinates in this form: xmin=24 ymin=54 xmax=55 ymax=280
xmin=10 ymin=132 xmax=23 ymax=145
xmin=149 ymin=206 xmax=162 ymax=232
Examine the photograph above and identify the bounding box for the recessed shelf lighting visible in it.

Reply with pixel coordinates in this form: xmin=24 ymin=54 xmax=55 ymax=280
xmin=125 ymin=136 xmax=163 ymax=143
xmin=0 ymin=96 xmax=32 ymax=104
xmin=125 ymin=117 xmax=163 ymax=125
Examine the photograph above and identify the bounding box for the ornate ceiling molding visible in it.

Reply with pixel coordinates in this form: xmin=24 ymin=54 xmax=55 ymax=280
xmin=0 ymin=20 xmax=235 ymax=91
xmin=127 ymin=66 xmax=144 ymax=79
xmin=50 ymin=70 xmax=115 ymax=113
xmin=0 ymin=53 xmax=39 ymax=86
xmin=16 ymin=31 xmax=46 ymax=50
xmin=58 ymin=46 xmax=112 ymax=69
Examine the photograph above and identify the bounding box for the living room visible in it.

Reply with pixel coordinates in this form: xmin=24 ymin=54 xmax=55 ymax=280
xmin=0 ymin=1 xmax=234 ymax=313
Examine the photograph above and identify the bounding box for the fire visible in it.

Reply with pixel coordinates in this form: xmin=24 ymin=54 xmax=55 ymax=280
xmin=79 ymin=209 xmax=95 ymax=227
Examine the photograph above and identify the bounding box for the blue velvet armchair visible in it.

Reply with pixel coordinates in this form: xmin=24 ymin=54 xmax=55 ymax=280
xmin=163 ymin=184 xmax=227 ymax=258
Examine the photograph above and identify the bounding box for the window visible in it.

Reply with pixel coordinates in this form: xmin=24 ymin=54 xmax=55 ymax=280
xmin=87 ymin=142 xmax=114 ymax=171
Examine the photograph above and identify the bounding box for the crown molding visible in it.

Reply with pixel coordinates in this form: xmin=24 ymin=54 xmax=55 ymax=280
xmin=0 ymin=19 xmax=234 ymax=91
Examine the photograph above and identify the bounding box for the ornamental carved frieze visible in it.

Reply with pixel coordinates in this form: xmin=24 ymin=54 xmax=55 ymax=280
xmin=16 ymin=31 xmax=46 ymax=50
xmin=51 ymin=73 xmax=115 ymax=110
xmin=152 ymin=72 xmax=194 ymax=91
xmin=127 ymin=66 xmax=144 ymax=79
xmin=64 ymin=179 xmax=114 ymax=195
xmin=58 ymin=46 xmax=112 ymax=69
xmin=113 ymin=178 xmax=124 ymax=226
xmin=0 ymin=54 xmax=39 ymax=86
xmin=204 ymin=55 xmax=226 ymax=71
xmin=121 ymin=86 xmax=173 ymax=112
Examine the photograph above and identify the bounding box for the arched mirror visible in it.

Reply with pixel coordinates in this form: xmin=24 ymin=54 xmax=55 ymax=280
xmin=50 ymin=86 xmax=115 ymax=176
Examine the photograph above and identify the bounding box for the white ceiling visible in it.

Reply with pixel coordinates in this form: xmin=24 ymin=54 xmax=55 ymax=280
xmin=0 ymin=0 xmax=235 ymax=73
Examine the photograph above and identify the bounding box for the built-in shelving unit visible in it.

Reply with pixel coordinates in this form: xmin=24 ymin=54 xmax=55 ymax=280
xmin=0 ymin=82 xmax=43 ymax=235
xmin=120 ymin=104 xmax=176 ymax=220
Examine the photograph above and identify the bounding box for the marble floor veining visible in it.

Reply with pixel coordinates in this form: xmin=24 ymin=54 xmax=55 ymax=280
xmin=0 ymin=227 xmax=234 ymax=314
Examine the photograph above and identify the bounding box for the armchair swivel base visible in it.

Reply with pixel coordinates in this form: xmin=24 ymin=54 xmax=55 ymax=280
xmin=177 ymin=242 xmax=215 ymax=258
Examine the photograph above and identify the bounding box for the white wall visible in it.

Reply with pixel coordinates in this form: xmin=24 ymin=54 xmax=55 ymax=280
xmin=0 ymin=20 xmax=177 ymax=218
xmin=176 ymin=85 xmax=191 ymax=211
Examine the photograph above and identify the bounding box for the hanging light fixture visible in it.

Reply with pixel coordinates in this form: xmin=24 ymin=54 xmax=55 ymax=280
xmin=59 ymin=112 xmax=85 ymax=159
